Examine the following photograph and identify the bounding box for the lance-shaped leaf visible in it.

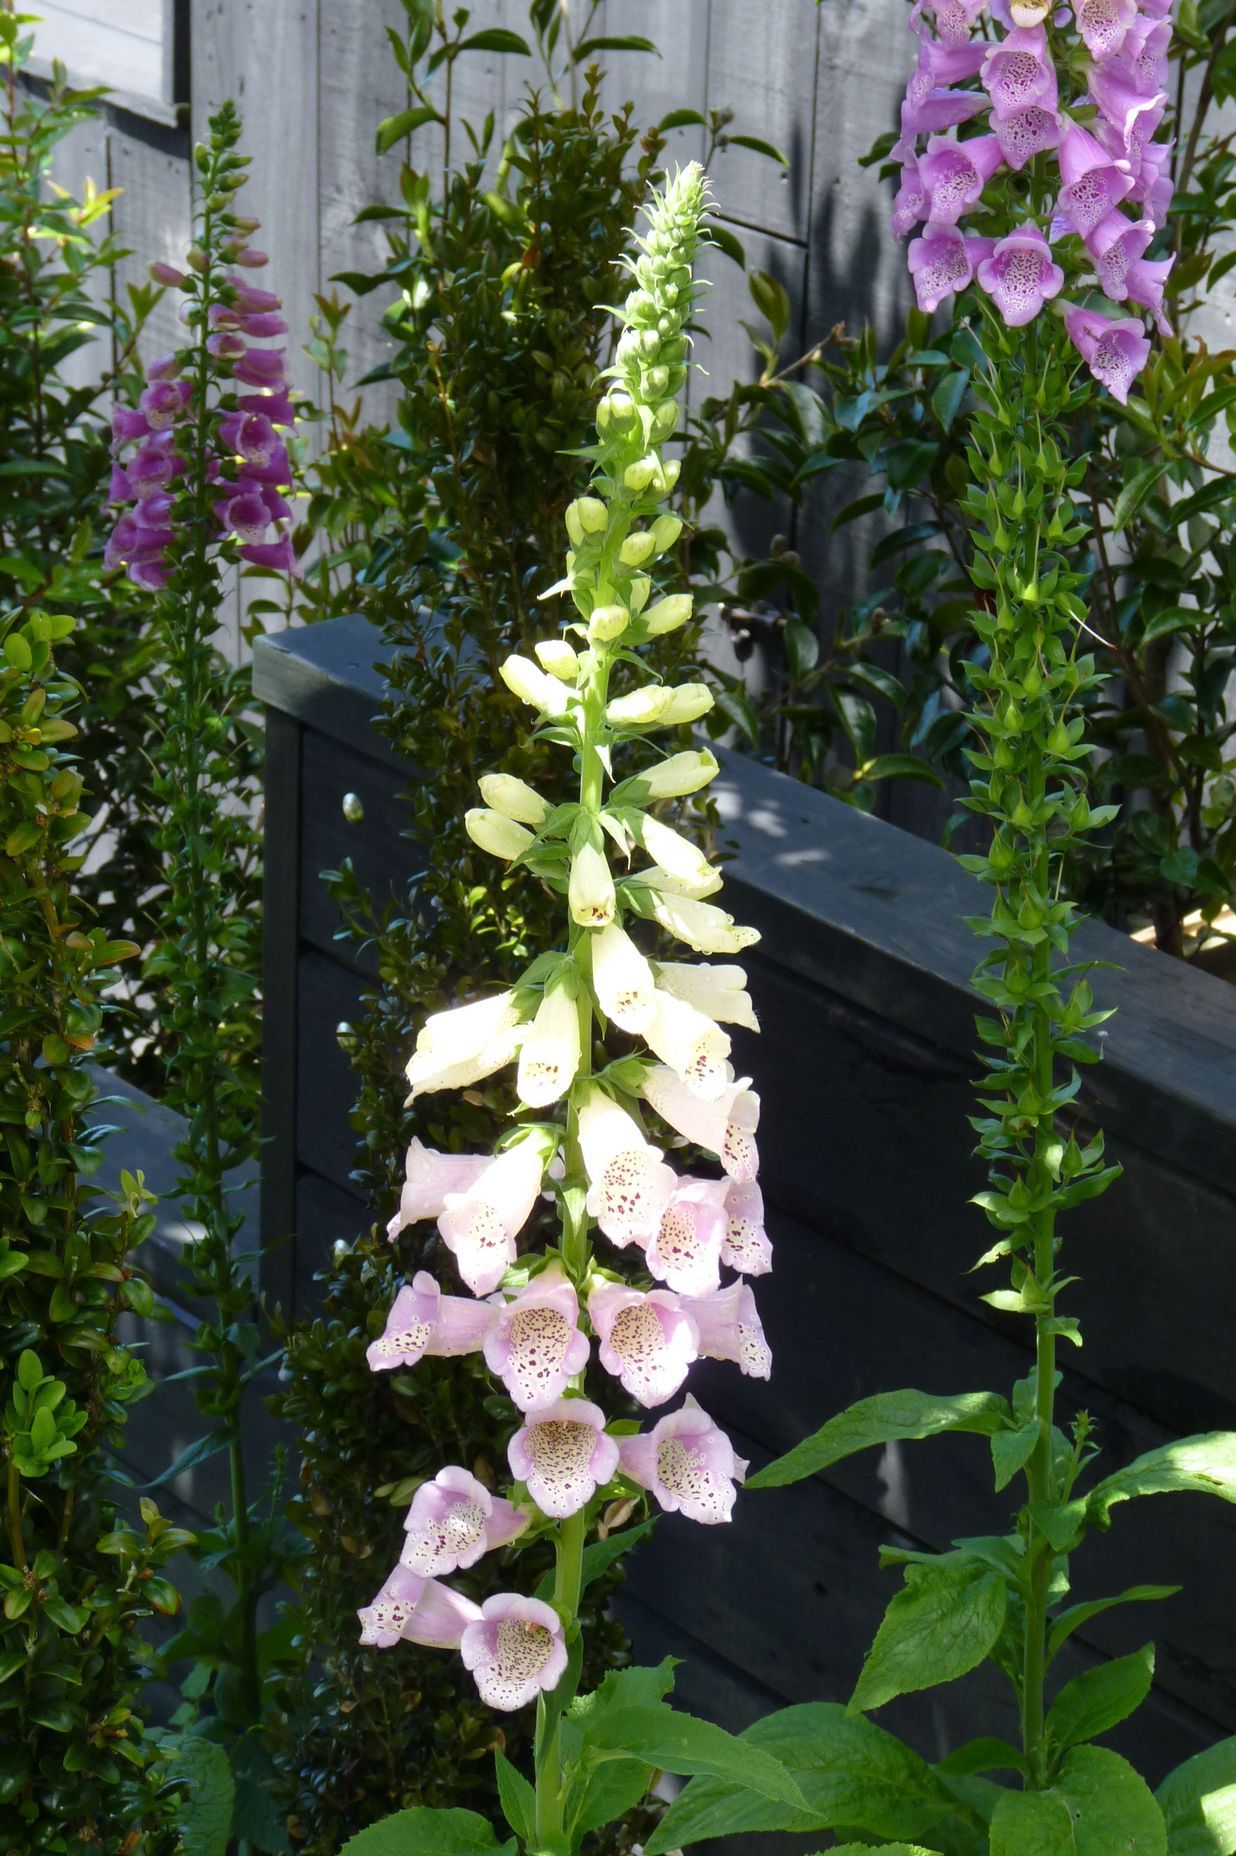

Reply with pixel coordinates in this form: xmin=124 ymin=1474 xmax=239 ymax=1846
xmin=1087 ymin=1434 xmax=1236 ymax=1526
xmin=990 ymin=1746 xmax=1166 ymax=1856
xmin=851 ymin=1560 xmax=1008 ymax=1714
xmin=1156 ymin=1736 xmax=1236 ymax=1856
xmin=1047 ymin=1585 xmax=1179 ymax=1663
xmin=746 ymin=1390 xmax=1011 ymax=1490
xmin=562 ymin=1661 xmax=676 ymax=1838
xmin=1044 ymin=1644 xmax=1154 ymax=1754
xmin=574 ymin=1703 xmax=805 ymax=1810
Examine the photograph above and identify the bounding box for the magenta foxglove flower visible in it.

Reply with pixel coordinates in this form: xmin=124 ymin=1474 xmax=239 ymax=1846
xmin=438 ymin=1138 xmax=548 ymax=1295
xmin=1121 ymin=15 xmax=1171 ymax=93
xmin=907 ymin=223 xmax=986 ymax=311
xmin=891 ymin=157 xmax=928 ymax=240
xmin=1073 ymin=0 xmax=1137 ymax=59
xmin=976 ymin=226 xmax=1064 ymax=325
xmin=981 ymin=25 xmax=1057 ymax=115
xmin=399 ymin=1466 xmax=527 ymax=1576
xmin=1090 ymin=59 xmax=1167 ymax=160
xmin=644 ymin=1177 xmax=727 ymax=1296
xmin=1062 ymin=305 xmax=1151 ymax=403
xmin=1055 ymin=121 xmax=1135 ymax=236
xmin=722 ymin=1177 xmax=773 ymax=1276
xmin=365 ymin=1269 xmax=495 ymax=1372
xmin=685 ymin=1280 xmax=772 ymax=1380
xmin=358 ymin=1564 xmax=481 ymax=1649
xmin=588 ymin=1282 xmax=701 ymax=1407
xmin=1086 ymin=211 xmax=1174 ymax=329
xmin=618 ymin=1395 xmax=748 ymax=1525
xmin=993 ymin=100 xmax=1061 ymax=169
xmin=578 ymin=1090 xmax=676 ymax=1246
xmin=642 ymin=1067 xmax=760 ymax=1183
xmin=507 ymin=1396 xmax=620 ymax=1517
xmin=919 ymin=133 xmax=1004 ymax=225
xmin=482 ymin=1264 xmax=590 ymax=1411
xmin=459 ymin=1595 xmax=568 ymax=1712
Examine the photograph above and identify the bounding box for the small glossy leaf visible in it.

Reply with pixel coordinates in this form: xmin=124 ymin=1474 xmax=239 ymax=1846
xmin=1087 ymin=1434 xmax=1236 ymax=1525
xmin=457 ymin=29 xmax=531 ymax=54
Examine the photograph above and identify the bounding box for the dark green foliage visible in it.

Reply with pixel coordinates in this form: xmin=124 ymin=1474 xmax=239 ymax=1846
xmin=0 ymin=604 xmax=187 ymax=1852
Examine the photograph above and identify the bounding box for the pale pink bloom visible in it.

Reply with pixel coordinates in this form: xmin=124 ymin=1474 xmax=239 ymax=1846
xmin=981 ymin=25 xmax=1057 ymax=116
xmin=365 ymin=1270 xmax=495 ymax=1372
xmin=405 ymin=990 xmax=523 ymax=1096
xmin=386 ymin=1139 xmax=490 ymax=1241
xmin=591 ymin=922 xmax=656 ymax=1031
xmin=508 ymin=1396 xmax=620 ymax=1517
xmin=589 ymin=1282 xmax=701 ymax=1408
xmin=358 ymin=1564 xmax=481 ymax=1649
xmin=578 ymin=1090 xmax=676 ymax=1246
xmin=438 ymin=1138 xmax=547 ymax=1295
xmin=976 ymin=226 xmax=1064 ymax=326
xmin=460 ymin=1594 xmax=568 ymax=1711
xmin=655 ymin=961 xmax=758 ymax=1033
xmin=642 ymin=1066 xmax=760 ymax=1183
xmin=685 ymin=1281 xmax=772 ymax=1381
xmin=645 ymin=991 xmax=731 ymax=1099
xmin=399 ymin=1466 xmax=526 ymax=1576
xmin=619 ymin=1396 xmax=748 ymax=1525
xmin=1062 ymin=305 xmax=1151 ymax=404
xmin=1073 ymin=0 xmax=1136 ymax=59
xmin=918 ymin=134 xmax=1004 ymax=226
xmin=645 ymin=1178 xmax=728 ymax=1296
xmin=1054 ymin=121 xmax=1135 ymax=236
xmin=483 ymin=1263 xmax=590 ymax=1411
xmin=722 ymin=1178 xmax=773 ymax=1276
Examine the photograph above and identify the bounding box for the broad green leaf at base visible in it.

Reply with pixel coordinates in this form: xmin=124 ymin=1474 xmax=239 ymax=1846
xmin=1156 ymin=1735 xmax=1236 ymax=1855
xmin=338 ymin=1806 xmax=516 ymax=1856
xmin=990 ymin=1746 xmax=1167 ymax=1856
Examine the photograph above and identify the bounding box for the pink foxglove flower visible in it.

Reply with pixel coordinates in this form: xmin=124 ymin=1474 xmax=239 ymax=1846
xmin=1120 ymin=15 xmax=1171 ymax=93
xmin=618 ymin=1395 xmax=748 ymax=1525
xmin=1090 ymin=58 xmax=1167 ymax=159
xmin=405 ymin=990 xmax=523 ymax=1097
xmin=993 ymin=101 xmax=1061 ymax=169
xmin=1073 ymin=0 xmax=1137 ymax=59
xmin=981 ymin=25 xmax=1057 ymax=115
xmin=482 ymin=1264 xmax=590 ymax=1411
xmin=645 ymin=1178 xmax=728 ymax=1296
xmin=976 ymin=227 xmax=1064 ymax=326
xmin=460 ymin=1595 xmax=568 ymax=1711
xmin=588 ymin=1282 xmax=701 ymax=1407
xmin=1085 ymin=212 xmax=1174 ymax=330
xmin=891 ymin=157 xmax=928 ymax=239
xmin=907 ymin=223 xmax=987 ymax=312
xmin=1054 ymin=122 xmax=1135 ymax=236
xmin=591 ymin=922 xmax=656 ymax=1031
xmin=578 ymin=1090 xmax=676 ymax=1246
xmin=722 ymin=1178 xmax=774 ymax=1276
xmin=515 ymin=983 xmax=582 ymax=1108
xmin=507 ymin=1396 xmax=619 ymax=1517
xmin=685 ymin=1280 xmax=773 ymax=1380
xmin=365 ymin=1270 xmax=495 ymax=1372
xmin=643 ymin=1066 xmax=760 ymax=1183
xmin=399 ymin=1466 xmax=527 ymax=1576
xmin=358 ymin=1564 xmax=481 ymax=1649
xmin=385 ymin=1139 xmax=489 ymax=1240
xmin=919 ymin=133 xmax=1004 ymax=225
xmin=438 ymin=1138 xmax=548 ymax=1295
xmin=1062 ymin=305 xmax=1151 ymax=404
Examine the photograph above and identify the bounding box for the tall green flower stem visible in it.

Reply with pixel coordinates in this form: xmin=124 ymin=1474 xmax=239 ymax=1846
xmin=960 ymin=309 xmax=1120 ymax=1786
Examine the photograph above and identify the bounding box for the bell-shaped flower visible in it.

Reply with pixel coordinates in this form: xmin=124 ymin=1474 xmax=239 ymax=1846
xmin=588 ymin=1282 xmax=701 ymax=1408
xmin=477 ymin=772 xmax=549 ymax=827
xmin=913 ymin=0 xmax=988 ymax=42
xmin=358 ymin=1564 xmax=481 ymax=1649
xmin=722 ymin=1178 xmax=774 ymax=1276
xmin=1120 ymin=16 xmax=1171 ymax=96
xmin=465 ymin=807 xmax=535 ymax=863
xmin=907 ymin=224 xmax=989 ymax=313
xmin=655 ymin=961 xmax=759 ymax=1033
xmin=637 ymin=813 xmax=719 ymax=895
xmin=365 ymin=1270 xmax=496 ymax=1372
xmin=905 ymin=36 xmax=986 ymax=113
xmin=579 ymin=1089 xmax=677 ymax=1246
xmin=460 ymin=1595 xmax=569 ymax=1712
xmin=918 ymin=134 xmax=1004 ymax=226
xmin=1127 ymin=138 xmax=1175 ymax=230
xmin=1085 ymin=211 xmax=1174 ymax=329
xmin=534 ymin=638 xmax=579 ymax=681
xmin=641 ymin=593 xmax=693 ymax=637
xmin=898 ymin=83 xmax=986 ymax=142
xmin=500 ymin=653 xmax=570 ymax=717
xmin=405 ymin=990 xmax=523 ymax=1097
xmin=1074 ymin=0 xmax=1137 ymax=59
xmin=623 ymin=749 xmax=719 ymax=801
xmin=993 ymin=101 xmax=1061 ymax=169
xmin=685 ymin=1281 xmax=772 ymax=1380
xmin=507 ymin=1395 xmax=620 ymax=1517
xmin=1054 ymin=122 xmax=1135 ymax=236
xmin=618 ymin=1395 xmax=748 ymax=1525
xmin=645 ymin=1177 xmax=728 ymax=1296
xmin=643 ymin=1065 xmax=761 ymax=1183
xmin=483 ymin=1263 xmax=590 ymax=1411
xmin=645 ymin=992 xmax=732 ymax=1100
xmin=605 ymin=682 xmax=713 ymax=730
xmin=591 ymin=922 xmax=656 ymax=1032
xmin=644 ymin=885 xmax=760 ymax=957
xmin=569 ymin=841 xmax=616 ymax=928
xmin=1062 ymin=305 xmax=1150 ymax=405
xmin=516 ymin=982 xmax=581 ymax=1108
xmin=981 ymin=25 xmax=1057 ymax=116
xmin=976 ymin=227 xmax=1064 ymax=326
xmin=1090 ymin=58 xmax=1166 ymax=160
xmin=891 ymin=156 xmax=927 ymax=240
xmin=438 ymin=1137 xmax=548 ymax=1295
xmin=399 ymin=1466 xmax=527 ymax=1576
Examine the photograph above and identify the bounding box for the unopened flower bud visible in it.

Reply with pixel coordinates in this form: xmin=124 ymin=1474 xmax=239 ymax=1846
xmin=623 ymin=456 xmax=659 ymax=493
xmin=628 ymin=575 xmax=651 ymax=615
xmin=661 ymin=459 xmax=681 ymax=491
xmin=568 ymin=842 xmax=616 ymax=927
xmin=653 ymin=400 xmax=679 ymax=437
xmin=606 ymin=682 xmax=713 ymax=729
xmin=588 ymin=604 xmax=629 ymax=643
xmin=623 ymin=750 xmax=719 ymax=800
xmin=500 ymin=654 xmax=569 ymax=717
xmin=649 ymin=514 xmax=683 ymax=553
xmin=149 ymin=260 xmax=187 ymax=288
xmin=619 ymin=531 xmax=657 ymax=567
xmin=535 ymin=639 xmax=579 ymax=682
xmin=641 ymin=594 xmax=693 ymax=638
xmin=465 ymin=808 xmax=535 ymax=862
xmin=566 ymin=497 xmax=608 ymax=546
xmin=478 ymin=774 xmax=549 ymax=827
xmin=186 ymin=245 xmax=208 ymax=273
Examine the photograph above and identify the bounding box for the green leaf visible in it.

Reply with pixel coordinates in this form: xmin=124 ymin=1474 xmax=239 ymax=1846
xmin=572 ymin=34 xmax=657 ymax=59
xmin=577 ymin=1704 xmax=804 ymax=1810
xmin=726 ymin=133 xmax=790 ymax=165
xmin=166 ymin=1737 xmax=235 ymax=1856
xmin=643 ymin=1702 xmax=978 ymax=1856
xmin=931 ymin=368 xmax=970 ymax=431
xmin=936 ymin=1737 xmax=1026 ymax=1778
xmin=990 ymin=1746 xmax=1166 ymax=1855
xmin=375 ymin=104 xmax=442 ymax=153
xmin=747 ymin=1389 xmax=1010 ymax=1490
xmin=851 ymin=1561 xmax=1008 ymax=1714
xmin=1048 ymin=1586 xmax=1179 ymax=1663
xmin=563 ymin=1660 xmax=675 ymax=1836
xmin=457 ymin=28 xmax=531 ymax=54
xmin=339 ymin=1807 xmax=515 ymax=1856
xmin=1157 ymin=1736 xmax=1236 ymax=1855
xmin=494 ymin=1751 xmax=535 ymax=1844
xmin=818 ymin=1846 xmax=943 ymax=1855
xmin=1045 ymin=1644 xmax=1154 ymax=1753
xmin=991 ymin=1420 xmax=1040 ymax=1493
xmin=1087 ymin=1434 xmax=1236 ymax=1525
xmin=534 ymin=1518 xmax=653 ymax=1603
xmin=141 ymin=1429 xmax=232 ymax=1489
xmin=855 ymin=752 xmax=945 ymax=788
xmin=1110 ymin=458 xmax=1171 ymax=532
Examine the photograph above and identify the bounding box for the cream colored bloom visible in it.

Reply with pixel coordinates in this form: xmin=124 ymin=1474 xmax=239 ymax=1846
xmin=645 ymin=886 xmax=760 ymax=956
xmin=645 ymin=991 xmax=731 ymax=1099
xmin=637 ymin=814 xmax=718 ymax=894
xmin=535 ymin=639 xmax=579 ymax=682
xmin=568 ymin=842 xmax=616 ymax=928
xmin=656 ymin=961 xmax=759 ymax=1033
xmin=500 ymin=654 xmax=569 ymax=717
xmin=465 ymin=808 xmax=534 ymax=862
xmin=477 ymin=774 xmax=549 ymax=827
xmin=630 ymin=750 xmax=719 ymax=800
xmin=405 ymin=992 xmax=523 ymax=1097
xmin=640 ymin=594 xmax=693 ymax=637
xmin=591 ymin=922 xmax=655 ymax=1032
xmin=606 ymin=683 xmax=713 ymax=730
xmin=516 ymin=984 xmax=582 ymax=1109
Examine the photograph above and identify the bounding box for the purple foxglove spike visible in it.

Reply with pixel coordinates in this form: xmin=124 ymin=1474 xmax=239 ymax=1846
xmin=993 ymin=102 xmax=1061 ymax=168
xmin=237 ymin=389 xmax=296 ymax=425
xmin=437 ymin=1139 xmax=547 ymax=1296
xmin=219 ymin=411 xmax=281 ymax=464
xmin=239 ymin=536 xmax=300 ymax=575
xmin=644 ymin=1177 xmax=727 ymax=1296
xmin=891 ymin=157 xmax=928 ymax=240
xmin=128 ymin=448 xmax=176 ymax=496
xmin=722 ymin=1178 xmax=773 ymax=1276
xmin=399 ymin=1466 xmax=528 ymax=1576
xmin=684 ymin=1281 xmax=772 ymax=1380
xmin=207 ymin=330 xmax=248 ymax=361
xmin=579 ymin=1091 xmax=676 ymax=1246
xmin=919 ymin=133 xmax=1005 ymax=225
xmin=233 ymin=347 xmax=288 ymax=388
xmin=1055 ymin=121 xmax=1135 ymax=235
xmin=1073 ymin=0 xmax=1137 ymax=59
xmin=208 ymin=304 xmax=243 ymax=331
xmin=976 ymin=225 xmax=1064 ymax=324
xmin=912 ymin=0 xmax=989 ymax=42
xmin=107 ymin=464 xmax=134 ymax=502
xmin=482 ymin=1263 xmax=590 ymax=1412
xmin=981 ymin=25 xmax=1058 ymax=116
xmin=145 ymin=353 xmax=180 ymax=382
xmin=907 ymin=222 xmax=982 ymax=311
xmin=507 ymin=1396 xmax=619 ymax=1517
xmin=642 ymin=1066 xmax=760 ymax=1183
xmin=1125 ymin=253 xmax=1174 ymax=333
xmin=149 ymin=260 xmax=186 ymax=288
xmin=226 ymin=244 xmax=270 ymax=267
xmin=231 ymin=447 xmax=292 ymax=486
xmin=365 ymin=1269 xmax=496 ymax=1372
xmin=1126 ymin=139 xmax=1175 ymax=229
xmin=1090 ymin=59 xmax=1167 ymax=156
xmin=900 ymin=84 xmax=987 ymax=140
xmin=358 ymin=1564 xmax=481 ymax=1650
xmin=255 ymin=484 xmax=292 ymax=522
xmin=128 ymin=558 xmax=172 ymax=590
xmin=1062 ymin=303 xmax=1150 ymax=402
xmin=228 ymin=276 xmax=282 ymax=312
xmin=460 ymin=1595 xmax=568 ymax=1712
xmin=618 ymin=1394 xmax=748 ymax=1525
xmin=588 ymin=1282 xmax=701 ymax=1408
